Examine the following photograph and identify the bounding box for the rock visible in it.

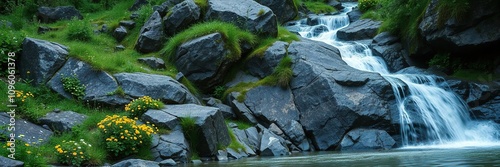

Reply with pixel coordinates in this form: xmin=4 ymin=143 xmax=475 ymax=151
xmin=142 ymin=109 xmax=179 ymax=130
xmin=129 ymin=0 xmax=149 ymax=11
xmin=225 ymin=71 xmax=260 ymax=88
xmin=175 ymin=72 xmax=185 ymax=81
xmin=255 ymin=0 xmax=297 ymax=23
xmin=471 ymin=96 xmax=500 ymax=123
xmin=370 ymin=32 xmax=409 ymax=72
xmin=337 ymin=19 xmax=382 ymax=40
xmin=152 ymin=104 xmax=230 ymax=157
xmin=419 ymin=0 xmax=500 ymax=55
xmin=205 ymin=0 xmax=278 ymax=37
xmin=163 ymin=0 xmax=201 ymax=36
xmin=259 ymin=129 xmax=290 ymax=156
xmin=37 ymin=6 xmax=83 ymax=23
xmin=114 ymin=72 xmax=200 ymax=104
xmin=136 ymin=11 xmax=164 ymax=53
xmin=0 ymin=113 xmax=53 ymax=145
xmin=281 ymin=120 xmax=307 ymax=147
xmin=47 ymin=58 xmax=122 ymax=104
xmin=130 ymin=13 xmax=139 ymax=20
xmin=112 ymin=26 xmax=128 ymax=42
xmin=153 ymin=0 xmax=185 ymax=17
xmin=229 ymin=128 xmax=256 ymax=156
xmin=205 ymin=97 xmax=236 ymax=119
xmin=119 ymin=20 xmax=136 ymax=29
xmin=159 ymin=159 xmax=177 ymax=166
xmin=216 ymin=150 xmax=228 ymax=161
xmin=100 ymin=24 xmax=108 ymax=33
xmin=38 ymin=111 xmax=87 ymax=132
xmin=112 ymin=159 xmax=159 ymax=167
xmin=115 ymin=45 xmax=126 ymax=51
xmin=340 ymin=129 xmax=396 ymax=151
xmin=0 ymin=156 xmax=24 ymax=167
xmin=246 ymin=41 xmax=289 ymax=78
xmin=151 ymin=130 xmax=190 ymax=163
xmin=305 ymin=25 xmax=329 ymax=38
xmin=19 ymin=38 xmax=68 ymax=85
xmin=37 ymin=26 xmax=57 ymax=34
xmin=289 ymin=39 xmax=395 ymax=150
xmin=328 ymin=0 xmax=343 ymax=10
xmin=138 ymin=57 xmax=166 ymax=70
xmin=347 ymin=7 xmax=362 ymax=23
xmin=174 ymin=33 xmax=231 ymax=91
xmin=226 ymin=148 xmax=245 ymax=159
xmin=227 ymin=92 xmax=258 ymax=124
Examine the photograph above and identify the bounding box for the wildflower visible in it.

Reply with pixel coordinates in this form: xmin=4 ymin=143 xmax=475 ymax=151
xmin=73 ymin=152 xmax=77 ymax=156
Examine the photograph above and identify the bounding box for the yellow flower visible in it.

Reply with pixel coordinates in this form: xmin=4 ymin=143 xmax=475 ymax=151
xmin=80 ymin=152 xmax=83 ymax=155
xmin=73 ymin=152 xmax=77 ymax=156
xmin=26 ymin=151 xmax=31 ymax=154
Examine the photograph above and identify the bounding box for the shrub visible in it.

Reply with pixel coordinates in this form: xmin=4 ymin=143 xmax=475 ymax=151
xmin=67 ymin=19 xmax=93 ymax=41
xmin=359 ymin=0 xmax=378 ymax=12
xmin=136 ymin=4 xmax=154 ymax=28
xmin=180 ymin=117 xmax=200 ymax=159
xmin=0 ymin=27 xmax=25 ymax=77
xmin=124 ymin=96 xmax=164 ymax=117
xmin=14 ymin=90 xmax=34 ymax=104
xmin=61 ymin=74 xmax=86 ymax=100
xmin=97 ymin=115 xmax=157 ymax=157
xmin=0 ymin=135 xmax=47 ymax=166
xmin=54 ymin=139 xmax=92 ymax=167
xmin=213 ymin=86 xmax=227 ymax=99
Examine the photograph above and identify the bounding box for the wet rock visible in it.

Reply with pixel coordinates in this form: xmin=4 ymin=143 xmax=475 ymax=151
xmin=112 ymin=159 xmax=159 ymax=167
xmin=37 ymin=6 xmax=83 ymax=23
xmin=259 ymin=129 xmax=290 ymax=156
xmin=205 ymin=97 xmax=236 ymax=119
xmin=136 ymin=11 xmax=164 ymax=53
xmin=471 ymin=96 xmax=500 ymax=123
xmin=159 ymin=159 xmax=177 ymax=166
xmin=340 ymin=129 xmax=396 ymax=151
xmin=151 ymin=130 xmax=190 ymax=163
xmin=19 ymin=38 xmax=68 ymax=85
xmin=370 ymin=32 xmax=409 ymax=72
xmin=347 ymin=7 xmax=362 ymax=23
xmin=38 ymin=110 xmax=87 ymax=132
xmin=163 ymin=0 xmax=201 ymax=36
xmin=255 ymin=0 xmax=297 ymax=23
xmin=337 ymin=19 xmax=381 ymax=40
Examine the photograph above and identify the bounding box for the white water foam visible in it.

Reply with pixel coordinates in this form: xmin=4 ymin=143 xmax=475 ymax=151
xmin=289 ymin=3 xmax=500 ymax=147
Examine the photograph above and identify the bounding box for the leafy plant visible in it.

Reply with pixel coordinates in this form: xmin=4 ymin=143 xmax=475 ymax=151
xmin=124 ymin=96 xmax=164 ymax=117
xmin=54 ymin=139 xmax=92 ymax=167
xmin=180 ymin=117 xmax=200 ymax=160
xmin=0 ymin=135 xmax=47 ymax=167
xmin=0 ymin=27 xmax=25 ymax=77
xmin=213 ymin=86 xmax=228 ymax=99
xmin=359 ymin=0 xmax=378 ymax=12
xmin=97 ymin=115 xmax=157 ymax=157
xmin=136 ymin=4 xmax=154 ymax=28
xmin=61 ymin=74 xmax=86 ymax=100
xmin=67 ymin=19 xmax=93 ymax=41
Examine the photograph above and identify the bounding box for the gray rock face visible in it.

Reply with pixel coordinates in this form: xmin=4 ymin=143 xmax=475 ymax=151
xmin=340 ymin=129 xmax=396 ymax=151
xmin=260 ymin=129 xmax=290 ymax=156
xmin=328 ymin=0 xmax=343 ymax=10
xmin=136 ymin=11 xmax=164 ymax=53
xmin=256 ymin=0 xmax=297 ymax=23
xmin=471 ymin=96 xmax=500 ymax=123
xmin=112 ymin=159 xmax=159 ymax=167
xmin=19 ymin=38 xmax=68 ymax=85
xmin=347 ymin=7 xmax=362 ymax=23
xmin=152 ymin=104 xmax=230 ymax=157
xmin=142 ymin=109 xmax=179 ymax=130
xmin=370 ymin=32 xmax=409 ymax=72
xmin=163 ymin=0 xmax=201 ymax=36
xmin=37 ymin=6 xmax=83 ymax=23
xmin=205 ymin=0 xmax=278 ymax=37
xmin=150 ymin=130 xmax=190 ymax=163
xmin=159 ymin=159 xmax=177 ymax=166
xmin=419 ymin=0 xmax=500 ymax=54
xmin=289 ymin=39 xmax=395 ymax=150
xmin=129 ymin=0 xmax=149 ymax=11
xmin=0 ymin=113 xmax=53 ymax=145
xmin=0 ymin=156 xmax=24 ymax=167
xmin=230 ymin=127 xmax=257 ymax=156
xmin=174 ymin=33 xmax=231 ymax=91
xmin=114 ymin=72 xmax=200 ymax=104
xmin=38 ymin=111 xmax=87 ymax=132
xmin=119 ymin=20 xmax=136 ymax=29
xmin=227 ymin=92 xmax=258 ymax=124
xmin=225 ymin=71 xmax=260 ymax=88
xmin=154 ymin=0 xmax=185 ymax=16
xmin=113 ymin=26 xmax=128 ymax=42
xmin=205 ymin=97 xmax=236 ymax=119
xmin=47 ymin=58 xmax=122 ymax=104
xmin=246 ymin=41 xmax=289 ymax=78
xmin=337 ymin=19 xmax=382 ymax=40
xmin=137 ymin=57 xmax=166 ymax=70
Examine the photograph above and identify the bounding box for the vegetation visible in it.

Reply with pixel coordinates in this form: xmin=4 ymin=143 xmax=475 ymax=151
xmin=1 ymin=137 xmax=47 ymax=166
xmin=61 ymin=74 xmax=86 ymax=100
xmin=66 ymin=19 xmax=93 ymax=41
xmin=124 ymin=96 xmax=164 ymax=117
xmin=179 ymin=117 xmax=200 ymax=160
xmin=293 ymin=0 xmax=336 ymax=14
xmin=0 ymin=26 xmax=25 ymax=77
xmin=359 ymin=0 xmax=378 ymax=12
xmin=213 ymin=85 xmax=228 ymax=99
xmin=54 ymin=139 xmax=92 ymax=167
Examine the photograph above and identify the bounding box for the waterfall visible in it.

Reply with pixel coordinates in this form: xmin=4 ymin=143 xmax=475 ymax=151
xmin=288 ymin=3 xmax=499 ymax=147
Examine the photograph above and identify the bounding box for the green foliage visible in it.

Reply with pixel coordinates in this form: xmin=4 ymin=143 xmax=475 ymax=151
xmin=108 ymin=86 xmax=125 ymax=96
xmin=180 ymin=117 xmax=200 ymax=160
xmin=67 ymin=19 xmax=93 ymax=41
xmin=61 ymin=74 xmax=86 ymax=100
xmin=213 ymin=85 xmax=228 ymax=99
xmin=54 ymin=139 xmax=92 ymax=167
xmin=428 ymin=53 xmax=450 ymax=69
xmin=136 ymin=4 xmax=154 ymax=28
xmin=124 ymin=96 xmax=164 ymax=118
xmin=194 ymin=0 xmax=208 ymax=12
xmin=436 ymin=0 xmax=470 ymax=26
xmin=0 ymin=137 xmax=48 ymax=167
xmin=227 ymin=126 xmax=246 ymax=151
xmin=359 ymin=0 xmax=378 ymax=12
xmin=0 ymin=27 xmax=25 ymax=77
xmin=248 ymin=26 xmax=298 ymax=59
xmin=265 ymin=56 xmax=294 ymax=88
xmin=303 ymin=1 xmax=336 ymax=14
xmin=257 ymin=9 xmax=266 ymax=16
xmin=97 ymin=115 xmax=157 ymax=157
xmin=161 ymin=21 xmax=256 ymax=62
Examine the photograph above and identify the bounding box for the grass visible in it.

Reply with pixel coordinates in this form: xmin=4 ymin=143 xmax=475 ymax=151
xmin=179 ymin=117 xmax=200 ymax=160
xmin=303 ymin=1 xmax=336 ymax=14
xmin=161 ymin=21 xmax=257 ymax=62
xmin=248 ymin=26 xmax=299 ymax=59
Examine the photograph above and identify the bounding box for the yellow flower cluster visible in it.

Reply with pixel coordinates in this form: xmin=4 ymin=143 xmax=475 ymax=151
xmin=15 ymin=90 xmax=34 ymax=103
xmin=124 ymin=96 xmax=163 ymax=117
xmin=54 ymin=139 xmax=91 ymax=166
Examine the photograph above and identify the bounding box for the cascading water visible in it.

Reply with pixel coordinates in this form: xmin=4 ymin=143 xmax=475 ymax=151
xmin=288 ymin=3 xmax=499 ymax=147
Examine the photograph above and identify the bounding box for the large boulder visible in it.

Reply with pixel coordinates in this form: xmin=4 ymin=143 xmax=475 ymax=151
xmin=205 ymin=0 xmax=278 ymax=37
xmin=19 ymin=38 xmax=68 ymax=85
xmin=114 ymin=72 xmax=200 ymax=104
xmin=337 ymin=19 xmax=382 ymax=40
xmin=153 ymin=0 xmax=185 ymax=16
xmin=255 ymin=0 xmax=297 ymax=23
xmin=112 ymin=26 xmax=128 ymax=42
xmin=419 ymin=0 xmax=500 ymax=55
xmin=339 ymin=129 xmax=396 ymax=151
xmin=38 ymin=110 xmax=87 ymax=132
xmin=370 ymin=32 xmax=409 ymax=72
xmin=37 ymin=6 xmax=83 ymax=23
xmin=0 ymin=113 xmax=53 ymax=145
xmin=259 ymin=129 xmax=290 ymax=156
xmin=137 ymin=57 xmax=166 ymax=70
xmin=145 ymin=104 xmax=230 ymax=157
xmin=471 ymin=95 xmax=500 ymax=123
xmin=289 ymin=39 xmax=396 ymax=150
xmin=129 ymin=0 xmax=149 ymax=11
xmin=347 ymin=7 xmax=362 ymax=23
xmin=150 ymin=130 xmax=190 ymax=163
xmin=136 ymin=11 xmax=164 ymax=53
xmin=112 ymin=159 xmax=159 ymax=167
xmin=174 ymin=33 xmax=231 ymax=91
xmin=245 ymin=41 xmax=289 ymax=78
xmin=47 ymin=58 xmax=122 ymax=104
xmin=163 ymin=0 xmax=201 ymax=36
xmin=0 ymin=156 xmax=24 ymax=167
